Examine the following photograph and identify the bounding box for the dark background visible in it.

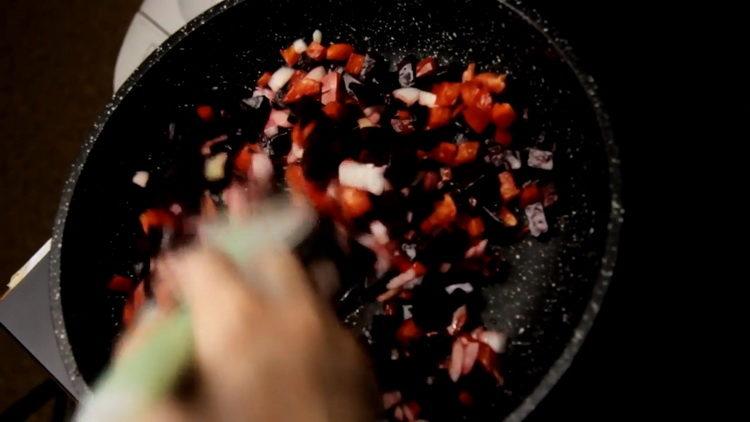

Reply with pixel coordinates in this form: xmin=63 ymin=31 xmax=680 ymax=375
xmin=0 ymin=0 xmax=650 ymax=420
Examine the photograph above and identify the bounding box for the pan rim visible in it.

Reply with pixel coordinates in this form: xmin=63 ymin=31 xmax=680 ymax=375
xmin=48 ymin=0 xmax=623 ymax=419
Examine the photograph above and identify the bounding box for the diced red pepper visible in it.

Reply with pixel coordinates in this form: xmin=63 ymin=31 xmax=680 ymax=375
xmin=463 ymin=107 xmax=490 ymax=134
xmin=321 ymin=71 xmax=341 ymax=105
xmin=306 ymin=41 xmax=327 ymax=61
xmin=139 ymin=209 xmax=175 ymax=234
xmin=494 ymin=127 xmax=512 ymax=146
xmin=326 ymin=43 xmax=354 ymax=61
xmin=475 ymin=72 xmax=506 ymax=94
xmin=322 ymin=101 xmax=345 ymax=120
xmin=460 ymin=83 xmax=492 ymax=111
xmin=430 ymin=142 xmax=458 ymax=165
xmin=396 ymin=319 xmax=422 ymax=344
xmin=420 ymin=194 xmax=458 ymax=232
xmin=257 ymin=71 xmax=272 ymax=88
xmin=345 ymin=53 xmax=366 ymax=76
xmin=416 ymin=56 xmax=436 ymax=77
xmin=491 ymin=102 xmax=516 ymax=129
xmin=498 ymin=171 xmax=520 ymax=202
xmin=196 ymin=105 xmax=214 ymax=121
xmin=465 ymin=217 xmax=485 ymax=237
xmin=519 ymin=183 xmax=542 ymax=208
xmin=280 ymin=46 xmax=300 ymax=66
xmin=454 ymin=141 xmax=480 ymax=165
xmin=234 ymin=144 xmax=252 ymax=175
xmin=289 ymin=69 xmax=307 ymax=85
xmin=291 ymin=121 xmax=317 ymax=147
xmin=108 ymin=275 xmax=134 ymax=293
xmin=283 ymin=78 xmax=321 ymax=103
xmin=426 ymin=107 xmax=452 ymax=130
xmin=432 ymin=82 xmax=462 ymax=106
xmin=462 ymin=62 xmax=476 ymax=82
xmin=498 ymin=207 xmax=518 ymax=227
xmin=339 ymin=186 xmax=372 ymax=219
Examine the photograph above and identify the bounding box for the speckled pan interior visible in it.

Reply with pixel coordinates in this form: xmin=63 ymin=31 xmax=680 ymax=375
xmin=49 ymin=0 xmax=622 ymax=420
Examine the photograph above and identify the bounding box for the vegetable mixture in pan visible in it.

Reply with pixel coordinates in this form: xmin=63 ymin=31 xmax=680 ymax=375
xmin=109 ymin=30 xmax=558 ymax=421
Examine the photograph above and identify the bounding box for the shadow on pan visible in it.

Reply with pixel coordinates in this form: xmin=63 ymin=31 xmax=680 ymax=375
xmin=49 ymin=0 xmax=622 ymax=420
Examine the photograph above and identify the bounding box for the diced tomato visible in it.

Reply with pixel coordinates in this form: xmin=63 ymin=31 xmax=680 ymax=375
xmin=466 ymin=217 xmax=485 ymax=237
xmin=462 ymin=62 xmax=476 ymax=82
xmin=289 ymin=69 xmax=307 ymax=85
xmin=107 ymin=275 xmax=134 ymax=293
xmin=139 ymin=209 xmax=175 ymax=234
xmin=463 ymin=107 xmax=490 ymax=134
xmin=321 ymin=71 xmax=341 ymax=105
xmin=345 ymin=53 xmax=366 ymax=76
xmin=460 ymin=83 xmax=492 ymax=111
xmin=491 ymin=102 xmax=516 ymax=129
xmin=498 ymin=207 xmax=518 ymax=227
xmin=339 ymin=186 xmax=372 ymax=219
xmin=234 ymin=144 xmax=252 ymax=175
xmin=196 ymin=105 xmax=214 ymax=121
xmin=498 ymin=171 xmax=520 ymax=202
xmin=396 ymin=319 xmax=422 ymax=344
xmin=426 ymin=107 xmax=452 ymax=130
xmin=322 ymin=101 xmax=345 ymax=120
xmin=291 ymin=121 xmax=317 ymax=147
xmin=494 ymin=127 xmax=512 ymax=146
xmin=420 ymin=194 xmax=458 ymax=232
xmin=280 ymin=46 xmax=300 ymax=66
xmin=432 ymin=82 xmax=462 ymax=106
xmin=430 ymin=142 xmax=458 ymax=165
xmin=326 ymin=43 xmax=354 ymax=61
xmin=475 ymin=72 xmax=506 ymax=94
xmin=454 ymin=141 xmax=480 ymax=165
xmin=416 ymin=56 xmax=436 ymax=77
xmin=283 ymin=78 xmax=321 ymax=103
xmin=257 ymin=71 xmax=272 ymax=88
xmin=306 ymin=41 xmax=327 ymax=61
xmin=519 ymin=183 xmax=542 ymax=208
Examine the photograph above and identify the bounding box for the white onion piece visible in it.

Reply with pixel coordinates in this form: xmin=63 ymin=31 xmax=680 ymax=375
xmin=527 ymin=148 xmax=553 ymax=170
xmin=403 ymin=277 xmax=423 ymax=290
xmin=292 ymin=38 xmax=307 ymax=54
xmin=370 ymin=220 xmax=389 ymax=244
xmin=251 ymin=87 xmax=274 ymax=100
xmin=250 ymin=153 xmax=273 ymax=183
xmin=502 ymin=150 xmax=522 ymax=169
xmin=447 ymin=305 xmax=467 ymax=335
xmin=479 ymin=330 xmax=507 ymax=353
xmin=204 ymin=152 xmax=228 ymax=181
xmin=270 ymin=108 xmax=291 ymax=127
xmin=386 ymin=268 xmax=417 ymax=290
xmin=306 ymin=66 xmax=326 ymax=82
xmin=338 ymin=160 xmax=387 ymax=195
xmin=403 ymin=305 xmax=413 ymax=320
xmin=132 ymin=171 xmax=149 ymax=188
xmin=525 ymin=203 xmax=548 ymax=237
xmin=287 ymin=143 xmax=304 ymax=163
xmin=445 ymin=283 xmax=474 ymax=294
xmin=418 ymin=90 xmax=437 ymax=107
xmin=268 ymin=66 xmax=295 ymax=92
xmin=392 ymin=87 xmax=421 ymax=106
xmin=312 ymin=29 xmax=322 ymax=43
xmin=358 ymin=117 xmax=376 ymax=128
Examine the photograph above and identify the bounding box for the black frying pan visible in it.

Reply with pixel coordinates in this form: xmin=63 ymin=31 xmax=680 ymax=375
xmin=49 ymin=0 xmax=622 ymax=420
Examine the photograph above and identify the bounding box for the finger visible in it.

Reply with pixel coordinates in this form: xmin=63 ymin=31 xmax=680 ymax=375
xmin=244 ymin=247 xmax=314 ymax=305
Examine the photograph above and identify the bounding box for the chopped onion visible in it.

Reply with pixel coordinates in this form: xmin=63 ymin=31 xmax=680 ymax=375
xmin=132 ymin=171 xmax=149 ymax=188
xmin=287 ymin=142 xmax=304 ymax=163
xmin=445 ymin=282 xmax=474 ymax=294
xmin=338 ymin=160 xmax=388 ymax=195
xmin=503 ymin=150 xmax=522 ymax=169
xmin=479 ymin=330 xmax=507 ymax=353
xmin=358 ymin=117 xmax=376 ymax=128
xmin=527 ymin=148 xmax=553 ymax=170
xmin=403 ymin=305 xmax=413 ymax=319
xmin=305 ymin=66 xmax=326 ymax=82
xmin=268 ymin=66 xmax=295 ymax=92
xmin=204 ymin=152 xmax=228 ymax=181
xmin=292 ymin=38 xmax=307 ymax=54
xmin=370 ymin=220 xmax=389 ymax=244
xmin=393 ymin=87 xmax=421 ymax=106
xmin=447 ymin=305 xmax=467 ymax=335
xmin=418 ymin=90 xmax=437 ymax=107
xmin=250 ymin=153 xmax=273 ymax=183
xmin=312 ymin=29 xmax=322 ymax=43
xmin=386 ymin=268 xmax=418 ymax=290
xmin=525 ymin=202 xmax=548 ymax=236
xmin=264 ymin=108 xmax=291 ymax=137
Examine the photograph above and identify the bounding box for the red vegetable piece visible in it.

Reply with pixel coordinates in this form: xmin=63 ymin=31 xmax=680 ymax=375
xmin=432 ymin=82 xmax=462 ymax=106
xmin=491 ymin=102 xmax=516 ymax=129
xmin=466 ymin=217 xmax=485 ymax=237
xmin=430 ymin=142 xmax=458 ymax=165
xmin=257 ymin=71 xmax=272 ymax=88
xmin=289 ymin=69 xmax=307 ymax=85
xmin=283 ymin=78 xmax=321 ymax=103
xmin=108 ymin=275 xmax=134 ymax=293
xmin=396 ymin=319 xmax=422 ymax=344
xmin=498 ymin=171 xmax=520 ymax=202
xmin=234 ymin=144 xmax=252 ymax=175
xmin=463 ymin=107 xmax=490 ymax=134
xmin=280 ymin=46 xmax=300 ymax=66
xmin=498 ymin=207 xmax=518 ymax=227
xmin=420 ymin=194 xmax=458 ymax=232
xmin=339 ymin=186 xmax=372 ymax=219
xmin=306 ymin=41 xmax=327 ymax=61
xmin=345 ymin=53 xmax=366 ymax=76
xmin=494 ymin=127 xmax=512 ymax=146
xmin=475 ymin=72 xmax=506 ymax=94
xmin=426 ymin=107 xmax=452 ymax=130
xmin=454 ymin=141 xmax=480 ymax=165
xmin=519 ymin=183 xmax=542 ymax=208
xmin=326 ymin=43 xmax=354 ymax=61
xmin=322 ymin=101 xmax=345 ymax=120
xmin=139 ymin=209 xmax=175 ymax=234
xmin=416 ymin=56 xmax=436 ymax=77
xmin=321 ymin=71 xmax=341 ymax=105
xmin=285 ymin=165 xmax=334 ymax=213
xmin=291 ymin=121 xmax=317 ymax=147
xmin=460 ymin=83 xmax=492 ymax=111
xmin=462 ymin=62 xmax=476 ymax=82
xmin=422 ymin=171 xmax=440 ymax=191
xmin=196 ymin=105 xmax=214 ymax=121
